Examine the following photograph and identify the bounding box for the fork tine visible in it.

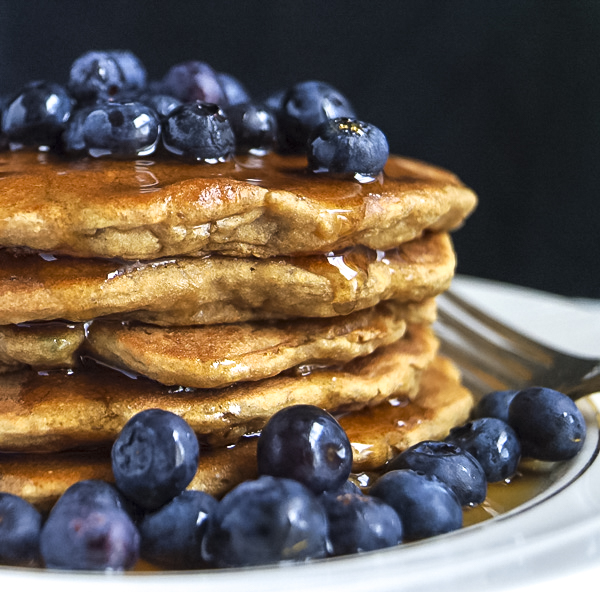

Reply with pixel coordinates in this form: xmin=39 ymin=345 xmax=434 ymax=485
xmin=435 ymin=309 xmax=539 ymax=387
xmin=438 ymin=290 xmax=556 ymax=366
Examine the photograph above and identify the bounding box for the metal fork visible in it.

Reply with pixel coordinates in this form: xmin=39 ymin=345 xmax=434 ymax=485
xmin=435 ymin=290 xmax=600 ymax=400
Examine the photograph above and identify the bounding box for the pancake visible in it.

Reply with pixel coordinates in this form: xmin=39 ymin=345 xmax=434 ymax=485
xmin=0 ymin=323 xmax=437 ymax=453
xmin=0 ymin=231 xmax=454 ymax=325
xmin=0 ymin=322 xmax=85 ymax=373
xmin=0 ymin=356 xmax=471 ymax=511
xmin=85 ymin=299 xmax=435 ymax=388
xmin=0 ymin=152 xmax=477 ymax=260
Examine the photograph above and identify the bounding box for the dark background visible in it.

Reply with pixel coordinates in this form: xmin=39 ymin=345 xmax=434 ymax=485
xmin=1 ymin=0 xmax=599 ymax=298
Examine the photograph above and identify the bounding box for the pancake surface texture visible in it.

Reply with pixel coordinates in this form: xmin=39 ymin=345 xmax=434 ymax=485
xmin=0 ymin=323 xmax=437 ymax=452
xmin=0 ymin=232 xmax=454 ymax=325
xmin=85 ymin=299 xmax=436 ymax=387
xmin=0 ymin=356 xmax=471 ymax=510
xmin=0 ymin=152 xmax=477 ymax=259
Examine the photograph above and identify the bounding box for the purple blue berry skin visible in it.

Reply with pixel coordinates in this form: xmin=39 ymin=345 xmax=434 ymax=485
xmin=472 ymin=389 xmax=519 ymax=423
xmin=320 ymin=491 xmax=403 ymax=556
xmin=138 ymin=490 xmax=217 ymax=569
xmin=0 ymin=493 xmax=42 ymax=566
xmin=111 ymin=409 xmax=200 ymax=510
xmin=79 ymin=101 xmax=160 ymax=158
xmin=446 ymin=418 xmax=521 ymax=482
xmin=257 ymin=404 xmax=353 ymax=495
xmin=139 ymin=93 xmax=182 ymax=120
xmin=216 ymin=72 xmax=251 ymax=106
xmin=161 ymin=61 xmax=225 ymax=105
xmin=308 ymin=117 xmax=389 ymax=180
xmin=387 ymin=440 xmax=487 ymax=506
xmin=508 ymin=387 xmax=586 ymax=461
xmin=162 ymin=101 xmax=235 ymax=161
xmin=1 ymin=81 xmax=73 ymax=148
xmin=201 ymin=475 xmax=328 ymax=567
xmin=276 ymin=80 xmax=356 ymax=153
xmin=39 ymin=480 xmax=139 ymax=571
xmin=225 ymin=102 xmax=277 ymax=154
xmin=370 ymin=469 xmax=463 ymax=541
xmin=68 ymin=50 xmax=147 ymax=102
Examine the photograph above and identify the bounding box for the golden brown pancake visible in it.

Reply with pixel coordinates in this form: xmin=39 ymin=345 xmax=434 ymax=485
xmin=0 ymin=322 xmax=85 ymax=373
xmin=0 ymin=323 xmax=437 ymax=453
xmin=0 ymin=356 xmax=471 ymax=511
xmin=0 ymin=231 xmax=454 ymax=325
xmin=85 ymin=299 xmax=435 ymax=388
xmin=0 ymin=152 xmax=476 ymax=260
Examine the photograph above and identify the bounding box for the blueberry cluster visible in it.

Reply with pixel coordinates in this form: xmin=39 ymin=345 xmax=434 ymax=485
xmin=0 ymin=51 xmax=389 ymax=179
xmin=0 ymin=387 xmax=586 ymax=570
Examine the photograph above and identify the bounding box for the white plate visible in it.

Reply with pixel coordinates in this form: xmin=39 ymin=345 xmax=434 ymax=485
xmin=1 ymin=276 xmax=599 ymax=592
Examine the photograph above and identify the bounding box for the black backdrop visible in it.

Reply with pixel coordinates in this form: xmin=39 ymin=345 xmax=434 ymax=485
xmin=1 ymin=0 xmax=599 ymax=298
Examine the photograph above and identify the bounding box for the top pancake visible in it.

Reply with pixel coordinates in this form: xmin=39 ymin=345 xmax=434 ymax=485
xmin=0 ymin=151 xmax=476 ymax=259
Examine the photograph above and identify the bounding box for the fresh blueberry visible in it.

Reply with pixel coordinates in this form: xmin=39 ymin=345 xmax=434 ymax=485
xmin=263 ymin=88 xmax=285 ymax=113
xmin=139 ymin=93 xmax=182 ymax=120
xmin=111 ymin=409 xmax=200 ymax=510
xmin=257 ymin=404 xmax=353 ymax=494
xmin=42 ymin=480 xmax=128 ymax=513
xmin=472 ymin=389 xmax=519 ymax=422
xmin=61 ymin=106 xmax=92 ymax=153
xmin=201 ymin=475 xmax=328 ymax=567
xmin=277 ymin=80 xmax=356 ymax=152
xmin=370 ymin=469 xmax=462 ymax=541
xmin=387 ymin=440 xmax=487 ymax=506
xmin=508 ymin=386 xmax=586 ymax=461
xmin=320 ymin=491 xmax=403 ymax=556
xmin=162 ymin=101 xmax=235 ymax=162
xmin=1 ymin=81 xmax=73 ymax=149
xmin=138 ymin=490 xmax=217 ymax=569
xmin=78 ymin=101 xmax=160 ymax=158
xmin=446 ymin=418 xmax=521 ymax=482
xmin=225 ymin=102 xmax=277 ymax=154
xmin=68 ymin=50 xmax=147 ymax=102
xmin=217 ymin=72 xmax=251 ymax=106
xmin=0 ymin=493 xmax=42 ymax=566
xmin=161 ymin=61 xmax=225 ymax=105
xmin=321 ymin=479 xmax=363 ymax=496
xmin=40 ymin=480 xmax=139 ymax=571
xmin=308 ymin=117 xmax=389 ymax=181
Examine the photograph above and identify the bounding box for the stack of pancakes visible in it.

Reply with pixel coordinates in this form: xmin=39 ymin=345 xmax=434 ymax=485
xmin=0 ymin=150 xmax=477 ymax=510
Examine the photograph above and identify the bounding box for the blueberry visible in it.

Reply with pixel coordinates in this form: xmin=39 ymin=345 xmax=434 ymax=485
xmin=216 ymin=72 xmax=251 ymax=106
xmin=162 ymin=101 xmax=235 ymax=162
xmin=139 ymin=93 xmax=182 ymax=120
xmin=387 ymin=440 xmax=487 ymax=506
xmin=161 ymin=61 xmax=225 ymax=105
xmin=1 ymin=81 xmax=73 ymax=148
xmin=257 ymin=404 xmax=353 ymax=494
xmin=277 ymin=80 xmax=356 ymax=152
xmin=40 ymin=480 xmax=139 ymax=571
xmin=264 ymin=88 xmax=285 ymax=112
xmin=79 ymin=101 xmax=160 ymax=158
xmin=201 ymin=475 xmax=328 ymax=567
xmin=472 ymin=389 xmax=519 ymax=422
xmin=321 ymin=479 xmax=362 ymax=496
xmin=320 ymin=491 xmax=403 ymax=556
xmin=508 ymin=387 xmax=586 ymax=461
xmin=68 ymin=50 xmax=147 ymax=102
xmin=308 ymin=117 xmax=389 ymax=181
xmin=138 ymin=490 xmax=217 ymax=569
xmin=0 ymin=493 xmax=42 ymax=566
xmin=225 ymin=102 xmax=277 ymax=154
xmin=111 ymin=409 xmax=200 ymax=510
xmin=370 ymin=469 xmax=462 ymax=541
xmin=446 ymin=418 xmax=521 ymax=482
xmin=62 ymin=106 xmax=93 ymax=153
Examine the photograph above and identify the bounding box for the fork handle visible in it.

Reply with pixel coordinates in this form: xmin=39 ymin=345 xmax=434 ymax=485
xmin=567 ymin=362 xmax=600 ymax=400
